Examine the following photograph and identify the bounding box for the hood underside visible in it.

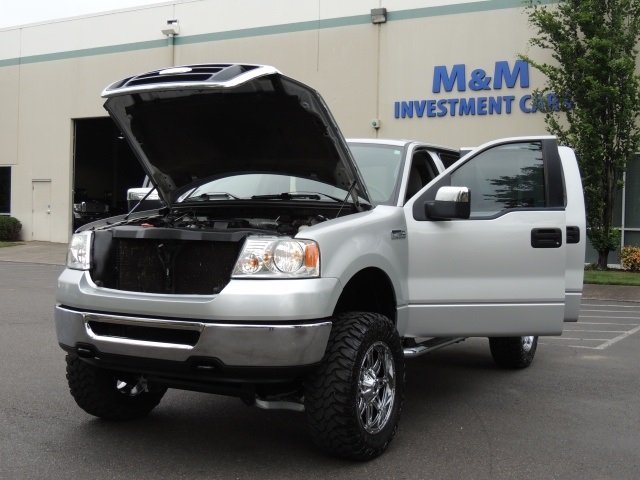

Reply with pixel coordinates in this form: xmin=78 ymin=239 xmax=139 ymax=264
xmin=103 ymin=64 xmax=369 ymax=206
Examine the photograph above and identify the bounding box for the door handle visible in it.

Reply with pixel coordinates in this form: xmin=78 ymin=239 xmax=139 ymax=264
xmin=566 ymin=226 xmax=580 ymax=244
xmin=531 ymin=228 xmax=562 ymax=248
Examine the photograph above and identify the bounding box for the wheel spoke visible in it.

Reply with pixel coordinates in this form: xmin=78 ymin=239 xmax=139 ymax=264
xmin=356 ymin=340 xmax=397 ymax=434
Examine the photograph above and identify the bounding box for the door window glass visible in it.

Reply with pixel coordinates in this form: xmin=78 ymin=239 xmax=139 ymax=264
xmin=450 ymin=142 xmax=545 ymax=217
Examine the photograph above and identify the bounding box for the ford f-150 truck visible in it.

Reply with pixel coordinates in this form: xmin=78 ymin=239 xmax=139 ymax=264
xmin=55 ymin=64 xmax=586 ymax=460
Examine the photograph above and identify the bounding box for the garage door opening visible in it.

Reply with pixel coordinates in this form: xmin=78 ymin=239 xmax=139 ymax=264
xmin=72 ymin=118 xmax=145 ymax=231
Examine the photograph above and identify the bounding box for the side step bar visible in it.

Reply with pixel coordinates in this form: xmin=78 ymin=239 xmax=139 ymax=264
xmin=403 ymin=337 xmax=467 ymax=358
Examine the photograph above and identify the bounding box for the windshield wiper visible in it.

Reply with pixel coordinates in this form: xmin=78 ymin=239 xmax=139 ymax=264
xmin=251 ymin=192 xmax=339 ymax=201
xmin=182 ymin=192 xmax=240 ymax=202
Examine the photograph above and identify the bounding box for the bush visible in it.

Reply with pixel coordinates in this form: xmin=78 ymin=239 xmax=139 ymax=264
xmin=0 ymin=216 xmax=22 ymax=241
xmin=621 ymin=246 xmax=640 ymax=272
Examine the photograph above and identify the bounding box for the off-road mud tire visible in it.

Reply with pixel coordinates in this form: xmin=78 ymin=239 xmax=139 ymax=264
xmin=488 ymin=336 xmax=538 ymax=369
xmin=304 ymin=312 xmax=405 ymax=460
xmin=66 ymin=354 xmax=166 ymax=420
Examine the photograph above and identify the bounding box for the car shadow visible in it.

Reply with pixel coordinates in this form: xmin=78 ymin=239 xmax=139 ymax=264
xmin=58 ymin=339 xmax=525 ymax=476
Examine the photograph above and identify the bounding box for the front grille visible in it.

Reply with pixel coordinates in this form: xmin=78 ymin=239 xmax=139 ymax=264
xmin=88 ymin=320 xmax=200 ymax=346
xmin=115 ymin=239 xmax=239 ymax=295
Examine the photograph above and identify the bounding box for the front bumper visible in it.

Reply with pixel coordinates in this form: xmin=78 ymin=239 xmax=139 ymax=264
xmin=55 ymin=306 xmax=332 ymax=368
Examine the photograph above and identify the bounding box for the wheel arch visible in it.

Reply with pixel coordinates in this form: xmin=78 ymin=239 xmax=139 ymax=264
xmin=333 ymin=267 xmax=397 ymax=325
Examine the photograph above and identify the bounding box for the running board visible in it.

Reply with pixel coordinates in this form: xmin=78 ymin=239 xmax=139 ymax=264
xmin=254 ymin=397 xmax=305 ymax=412
xmin=403 ymin=337 xmax=467 ymax=358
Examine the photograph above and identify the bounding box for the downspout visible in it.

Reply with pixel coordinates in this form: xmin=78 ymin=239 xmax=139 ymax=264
xmin=161 ymin=19 xmax=180 ymax=67
xmin=168 ymin=33 xmax=175 ymax=67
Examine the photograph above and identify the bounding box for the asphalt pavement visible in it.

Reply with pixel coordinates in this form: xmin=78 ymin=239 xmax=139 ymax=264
xmin=0 ymin=246 xmax=639 ymax=478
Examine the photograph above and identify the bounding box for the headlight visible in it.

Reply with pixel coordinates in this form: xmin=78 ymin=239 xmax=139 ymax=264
xmin=67 ymin=231 xmax=92 ymax=270
xmin=232 ymin=237 xmax=320 ymax=278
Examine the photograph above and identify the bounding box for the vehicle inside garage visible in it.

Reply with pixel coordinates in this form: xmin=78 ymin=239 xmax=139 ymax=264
xmin=72 ymin=118 xmax=145 ymax=231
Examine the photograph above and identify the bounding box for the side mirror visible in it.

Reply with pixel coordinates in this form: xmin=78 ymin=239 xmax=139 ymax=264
xmin=426 ymin=186 xmax=471 ymax=220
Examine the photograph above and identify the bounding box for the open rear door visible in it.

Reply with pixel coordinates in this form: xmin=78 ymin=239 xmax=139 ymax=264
xmin=559 ymin=146 xmax=586 ymax=321
xmin=404 ymin=137 xmax=567 ymax=337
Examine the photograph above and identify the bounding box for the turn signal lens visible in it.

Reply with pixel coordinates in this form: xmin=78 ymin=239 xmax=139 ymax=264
xmin=304 ymin=243 xmax=320 ymax=269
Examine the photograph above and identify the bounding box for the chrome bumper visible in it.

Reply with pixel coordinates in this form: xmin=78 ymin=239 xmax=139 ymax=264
xmin=55 ymin=306 xmax=332 ymax=367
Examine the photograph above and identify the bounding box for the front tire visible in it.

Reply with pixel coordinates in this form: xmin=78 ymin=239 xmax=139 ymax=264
xmin=304 ymin=312 xmax=405 ymax=460
xmin=488 ymin=336 xmax=538 ymax=368
xmin=66 ymin=355 xmax=167 ymax=420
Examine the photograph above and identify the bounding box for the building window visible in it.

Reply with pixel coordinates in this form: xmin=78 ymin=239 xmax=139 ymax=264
xmin=0 ymin=167 xmax=10 ymax=214
xmin=585 ymin=153 xmax=640 ymax=264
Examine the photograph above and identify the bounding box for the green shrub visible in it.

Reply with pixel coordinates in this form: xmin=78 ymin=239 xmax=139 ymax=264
xmin=621 ymin=246 xmax=640 ymax=272
xmin=0 ymin=216 xmax=22 ymax=241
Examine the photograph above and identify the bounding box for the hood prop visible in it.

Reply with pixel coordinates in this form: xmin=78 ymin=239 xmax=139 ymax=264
xmin=124 ymin=186 xmax=159 ymax=220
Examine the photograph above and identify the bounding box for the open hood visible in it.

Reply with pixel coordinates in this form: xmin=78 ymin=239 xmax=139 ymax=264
xmin=103 ymin=64 xmax=369 ymax=207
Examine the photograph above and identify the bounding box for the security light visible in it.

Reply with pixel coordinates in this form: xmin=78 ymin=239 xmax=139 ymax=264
xmin=161 ymin=19 xmax=180 ymax=36
xmin=371 ymin=8 xmax=387 ymax=24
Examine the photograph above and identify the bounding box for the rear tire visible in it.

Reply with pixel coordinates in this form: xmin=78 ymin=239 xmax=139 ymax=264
xmin=304 ymin=312 xmax=405 ymax=460
xmin=488 ymin=336 xmax=538 ymax=368
xmin=66 ymin=355 xmax=166 ymax=420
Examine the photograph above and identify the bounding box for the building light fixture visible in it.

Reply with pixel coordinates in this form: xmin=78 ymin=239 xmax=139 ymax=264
xmin=161 ymin=19 xmax=180 ymax=36
xmin=371 ymin=8 xmax=387 ymax=24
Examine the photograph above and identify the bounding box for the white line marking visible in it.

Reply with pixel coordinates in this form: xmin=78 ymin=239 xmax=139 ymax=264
xmin=594 ymin=325 xmax=640 ymax=350
xmin=538 ymin=344 xmax=601 ymax=349
xmin=578 ymin=322 xmax=639 ymax=325
xmin=581 ymin=308 xmax=640 ymax=312
xmin=579 ymin=316 xmax=640 ymax=321
xmin=546 ymin=338 xmax=610 ymax=341
xmin=565 ymin=329 xmax=627 ymax=333
xmin=582 ymin=304 xmax=640 ymax=308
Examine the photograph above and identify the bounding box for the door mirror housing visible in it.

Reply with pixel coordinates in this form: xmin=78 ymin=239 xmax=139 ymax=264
xmin=426 ymin=186 xmax=471 ymax=220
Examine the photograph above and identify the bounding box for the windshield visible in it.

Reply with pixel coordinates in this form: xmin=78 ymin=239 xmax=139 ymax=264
xmin=349 ymin=144 xmax=405 ymax=205
xmin=176 ymin=173 xmax=361 ymax=203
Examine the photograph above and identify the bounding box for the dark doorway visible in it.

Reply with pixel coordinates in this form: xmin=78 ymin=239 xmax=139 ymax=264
xmin=72 ymin=118 xmax=145 ymax=231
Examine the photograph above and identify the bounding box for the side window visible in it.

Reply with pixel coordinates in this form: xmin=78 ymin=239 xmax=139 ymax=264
xmin=405 ymin=151 xmax=438 ymax=203
xmin=450 ymin=142 xmax=545 ymax=217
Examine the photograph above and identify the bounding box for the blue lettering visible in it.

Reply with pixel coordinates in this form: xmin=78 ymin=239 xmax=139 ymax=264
xmin=488 ymin=97 xmax=501 ymax=114
xmin=564 ymin=95 xmax=573 ymax=109
xmin=426 ymin=100 xmax=436 ymax=117
xmin=394 ymin=102 xmax=400 ymax=118
xmin=494 ymin=60 xmax=530 ymax=89
xmin=503 ymin=95 xmax=515 ymax=113
xmin=433 ymin=64 xmax=466 ymax=93
xmin=468 ymin=69 xmax=491 ymax=91
xmin=447 ymin=98 xmax=460 ymax=116
xmin=437 ymin=99 xmax=448 ymax=117
xmin=477 ymin=97 xmax=488 ymax=115
xmin=459 ymin=98 xmax=476 ymax=115
xmin=414 ymin=100 xmax=427 ymax=117
xmin=401 ymin=101 xmax=414 ymax=118
xmin=546 ymin=94 xmax=559 ymax=111
xmin=519 ymin=94 xmax=535 ymax=113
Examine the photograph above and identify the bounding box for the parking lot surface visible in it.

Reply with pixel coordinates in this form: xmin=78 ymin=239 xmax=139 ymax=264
xmin=1 ymin=262 xmax=639 ymax=479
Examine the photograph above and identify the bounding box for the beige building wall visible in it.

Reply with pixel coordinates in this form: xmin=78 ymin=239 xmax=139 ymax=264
xmin=1 ymin=0 xmax=632 ymax=243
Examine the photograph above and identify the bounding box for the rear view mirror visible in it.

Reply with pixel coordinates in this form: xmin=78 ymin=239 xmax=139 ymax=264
xmin=426 ymin=186 xmax=470 ymax=220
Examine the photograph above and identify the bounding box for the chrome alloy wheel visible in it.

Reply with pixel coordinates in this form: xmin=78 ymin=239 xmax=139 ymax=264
xmin=357 ymin=341 xmax=396 ymax=434
xmin=521 ymin=336 xmax=535 ymax=352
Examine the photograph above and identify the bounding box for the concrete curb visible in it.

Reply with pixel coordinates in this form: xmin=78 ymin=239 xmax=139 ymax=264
xmin=0 ymin=241 xmax=67 ymax=266
xmin=582 ymin=284 xmax=640 ymax=303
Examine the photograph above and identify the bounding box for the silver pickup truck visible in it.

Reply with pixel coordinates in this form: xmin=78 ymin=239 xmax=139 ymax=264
xmin=55 ymin=64 xmax=586 ymax=460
